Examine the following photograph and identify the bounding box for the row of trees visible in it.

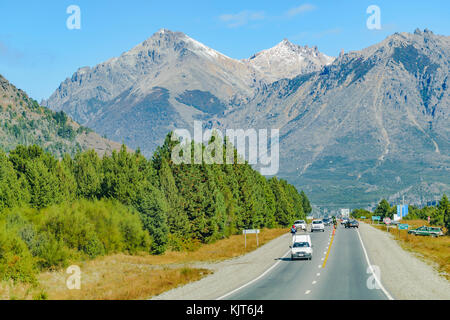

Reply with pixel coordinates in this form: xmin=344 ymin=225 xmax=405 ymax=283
xmin=0 ymin=133 xmax=311 ymax=281
xmin=351 ymin=195 xmax=450 ymax=233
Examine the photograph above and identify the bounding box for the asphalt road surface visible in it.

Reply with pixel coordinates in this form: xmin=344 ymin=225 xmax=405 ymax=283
xmin=224 ymin=224 xmax=389 ymax=300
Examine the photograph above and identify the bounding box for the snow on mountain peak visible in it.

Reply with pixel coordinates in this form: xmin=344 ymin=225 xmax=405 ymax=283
xmin=244 ymin=39 xmax=335 ymax=82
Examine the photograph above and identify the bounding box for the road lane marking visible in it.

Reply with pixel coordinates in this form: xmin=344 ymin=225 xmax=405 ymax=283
xmin=305 ymin=290 xmax=311 ymax=295
xmin=356 ymin=229 xmax=394 ymax=300
xmin=216 ymin=249 xmax=291 ymax=300
xmin=321 ymin=258 xmax=324 ymax=261
xmin=312 ymin=281 xmax=317 ymax=285
xmin=322 ymin=230 xmax=335 ymax=268
xmin=317 ymin=273 xmax=320 ymax=276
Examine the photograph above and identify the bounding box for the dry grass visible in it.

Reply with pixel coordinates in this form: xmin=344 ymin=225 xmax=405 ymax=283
xmin=40 ymin=263 xmax=211 ymax=300
xmin=124 ymin=227 xmax=289 ymax=265
xmin=1 ymin=227 xmax=287 ymax=300
xmin=371 ymin=220 xmax=450 ymax=279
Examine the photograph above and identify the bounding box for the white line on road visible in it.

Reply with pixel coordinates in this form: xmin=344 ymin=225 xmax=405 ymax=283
xmin=305 ymin=290 xmax=311 ymax=295
xmin=317 ymin=273 xmax=320 ymax=276
xmin=356 ymin=229 xmax=394 ymax=300
xmin=312 ymin=281 xmax=317 ymax=285
xmin=216 ymin=249 xmax=291 ymax=300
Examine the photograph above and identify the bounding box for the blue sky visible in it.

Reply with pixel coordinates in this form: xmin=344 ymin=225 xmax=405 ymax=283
xmin=0 ymin=0 xmax=449 ymax=101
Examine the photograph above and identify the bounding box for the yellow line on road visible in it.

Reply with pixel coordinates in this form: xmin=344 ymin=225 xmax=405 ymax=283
xmin=322 ymin=230 xmax=335 ymax=269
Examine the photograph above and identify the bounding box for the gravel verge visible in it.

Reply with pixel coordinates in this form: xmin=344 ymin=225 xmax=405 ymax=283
xmin=151 ymin=232 xmax=292 ymax=300
xmin=359 ymin=222 xmax=450 ymax=300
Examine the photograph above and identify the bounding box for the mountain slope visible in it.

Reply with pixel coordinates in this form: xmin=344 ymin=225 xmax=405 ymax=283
xmin=43 ymin=29 xmax=331 ymax=156
xmin=0 ymin=74 xmax=121 ymax=157
xmin=242 ymin=39 xmax=334 ymax=82
xmin=222 ymin=29 xmax=450 ymax=209
xmin=43 ymin=28 xmax=449 ymax=209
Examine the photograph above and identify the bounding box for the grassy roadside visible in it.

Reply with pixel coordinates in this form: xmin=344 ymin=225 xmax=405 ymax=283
xmin=367 ymin=220 xmax=450 ymax=280
xmin=0 ymin=227 xmax=288 ymax=300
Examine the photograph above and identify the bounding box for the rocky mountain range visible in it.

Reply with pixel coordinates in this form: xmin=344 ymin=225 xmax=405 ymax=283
xmin=43 ymin=28 xmax=450 ymax=209
xmin=42 ymin=29 xmax=333 ymax=154
xmin=242 ymin=39 xmax=334 ymax=82
xmin=0 ymin=74 xmax=121 ymax=157
xmin=221 ymin=28 xmax=450 ymax=209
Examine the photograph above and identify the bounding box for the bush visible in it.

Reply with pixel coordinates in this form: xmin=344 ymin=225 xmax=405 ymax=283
xmin=0 ymin=199 xmax=151 ymax=280
xmin=0 ymin=223 xmax=37 ymax=284
xmin=39 ymin=200 xmax=150 ymax=258
xmin=31 ymin=233 xmax=73 ymax=269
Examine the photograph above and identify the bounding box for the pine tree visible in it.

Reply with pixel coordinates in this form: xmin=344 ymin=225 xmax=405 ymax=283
xmin=433 ymin=194 xmax=449 ymax=229
xmin=300 ymin=190 xmax=312 ymax=215
xmin=73 ymin=149 xmax=103 ymax=199
xmin=158 ymin=158 xmax=189 ymax=238
xmin=441 ymin=195 xmax=450 ymax=234
xmin=0 ymin=150 xmax=24 ymax=210
xmin=135 ymin=186 xmax=169 ymax=254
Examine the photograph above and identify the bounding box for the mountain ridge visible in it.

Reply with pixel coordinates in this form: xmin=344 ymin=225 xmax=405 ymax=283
xmin=0 ymin=74 xmax=122 ymax=157
xmin=43 ymin=29 xmax=331 ymax=154
xmin=43 ymin=28 xmax=450 ymax=209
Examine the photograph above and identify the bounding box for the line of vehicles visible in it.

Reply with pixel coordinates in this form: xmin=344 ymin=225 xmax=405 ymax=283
xmin=289 ymin=216 xmax=445 ymax=261
xmin=289 ymin=216 xmax=361 ymax=261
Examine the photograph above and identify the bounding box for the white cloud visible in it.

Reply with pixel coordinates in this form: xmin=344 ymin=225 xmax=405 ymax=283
xmin=286 ymin=4 xmax=316 ymax=18
xmin=219 ymin=10 xmax=265 ymax=28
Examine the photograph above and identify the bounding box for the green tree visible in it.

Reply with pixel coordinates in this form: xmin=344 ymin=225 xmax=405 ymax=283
xmin=0 ymin=150 xmax=25 ymax=210
xmin=374 ymin=199 xmax=391 ymax=219
xmin=8 ymin=145 xmax=61 ymax=209
xmin=300 ymin=190 xmax=312 ymax=215
xmin=433 ymin=194 xmax=450 ymax=230
xmin=135 ymin=187 xmax=169 ymax=254
xmin=158 ymin=158 xmax=189 ymax=237
xmin=73 ymin=149 xmax=103 ymax=199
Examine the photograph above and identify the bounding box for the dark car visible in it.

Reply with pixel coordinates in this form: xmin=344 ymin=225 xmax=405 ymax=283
xmin=322 ymin=218 xmax=331 ymax=226
xmin=345 ymin=219 xmax=359 ymax=228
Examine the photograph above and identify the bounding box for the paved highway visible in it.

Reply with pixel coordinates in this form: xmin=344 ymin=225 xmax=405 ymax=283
xmin=223 ymin=224 xmax=390 ymax=300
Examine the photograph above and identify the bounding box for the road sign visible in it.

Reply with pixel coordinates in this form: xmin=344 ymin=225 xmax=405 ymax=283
xmin=372 ymin=216 xmax=381 ymax=221
xmin=398 ymin=224 xmax=409 ymax=230
xmin=361 ymin=216 xmax=366 ymax=219
xmin=243 ymin=229 xmax=260 ymax=248
xmin=384 ymin=218 xmax=391 ymax=225
xmin=243 ymin=229 xmax=260 ymax=234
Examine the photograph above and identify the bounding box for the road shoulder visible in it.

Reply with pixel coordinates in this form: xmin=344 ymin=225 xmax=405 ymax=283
xmin=359 ymin=222 xmax=450 ymax=300
xmin=151 ymin=232 xmax=291 ymax=300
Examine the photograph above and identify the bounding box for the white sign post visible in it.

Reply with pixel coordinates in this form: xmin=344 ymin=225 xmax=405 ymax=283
xmin=384 ymin=217 xmax=391 ymax=232
xmin=243 ymin=229 xmax=260 ymax=248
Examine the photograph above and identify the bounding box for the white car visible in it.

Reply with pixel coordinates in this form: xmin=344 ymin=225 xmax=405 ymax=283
xmin=291 ymin=234 xmax=313 ymax=260
xmin=294 ymin=220 xmax=307 ymax=231
xmin=311 ymin=219 xmax=325 ymax=232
